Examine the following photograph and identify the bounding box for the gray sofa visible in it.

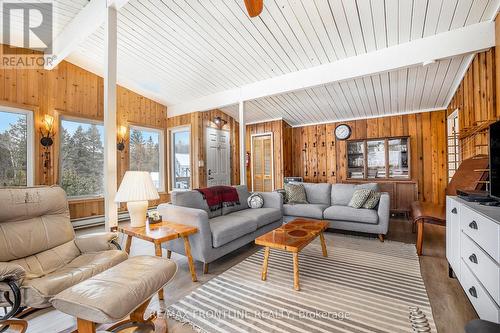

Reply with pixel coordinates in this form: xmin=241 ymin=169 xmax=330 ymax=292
xmin=157 ymin=185 xmax=283 ymax=272
xmin=283 ymin=182 xmax=390 ymax=240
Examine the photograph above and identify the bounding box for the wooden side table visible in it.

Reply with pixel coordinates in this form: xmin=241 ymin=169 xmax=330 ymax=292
xmin=118 ymin=221 xmax=198 ymax=300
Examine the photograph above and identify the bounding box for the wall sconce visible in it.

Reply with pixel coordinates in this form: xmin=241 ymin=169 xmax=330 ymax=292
xmin=213 ymin=116 xmax=227 ymax=128
xmin=40 ymin=114 xmax=55 ymax=147
xmin=117 ymin=125 xmax=127 ymax=151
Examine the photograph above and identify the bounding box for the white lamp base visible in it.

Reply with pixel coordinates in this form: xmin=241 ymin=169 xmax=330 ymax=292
xmin=127 ymin=201 xmax=148 ymax=227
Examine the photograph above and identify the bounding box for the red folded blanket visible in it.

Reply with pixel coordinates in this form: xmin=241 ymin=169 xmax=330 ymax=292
xmin=196 ymin=186 xmax=240 ymax=211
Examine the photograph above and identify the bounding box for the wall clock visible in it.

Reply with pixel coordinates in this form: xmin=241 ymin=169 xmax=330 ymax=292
xmin=335 ymin=124 xmax=352 ymax=140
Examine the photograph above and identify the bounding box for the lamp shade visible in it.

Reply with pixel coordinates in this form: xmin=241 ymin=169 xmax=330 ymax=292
xmin=115 ymin=171 xmax=160 ymax=203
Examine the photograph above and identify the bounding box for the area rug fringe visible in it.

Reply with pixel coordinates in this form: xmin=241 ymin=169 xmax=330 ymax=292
xmin=166 ymin=309 xmax=209 ymax=333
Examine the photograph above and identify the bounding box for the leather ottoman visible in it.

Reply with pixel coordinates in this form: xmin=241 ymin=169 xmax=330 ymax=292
xmin=51 ymin=255 xmax=177 ymax=333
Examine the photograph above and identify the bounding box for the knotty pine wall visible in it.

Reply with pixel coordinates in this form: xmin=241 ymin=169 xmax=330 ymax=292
xmin=245 ymin=119 xmax=293 ymax=190
xmin=289 ymin=111 xmax=448 ymax=206
xmin=167 ymin=109 xmax=240 ymax=189
xmin=447 ymin=49 xmax=500 ymax=160
xmin=0 ymin=47 xmax=168 ymax=219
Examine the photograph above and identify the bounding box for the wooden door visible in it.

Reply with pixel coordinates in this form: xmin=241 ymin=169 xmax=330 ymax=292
xmin=252 ymin=135 xmax=273 ymax=192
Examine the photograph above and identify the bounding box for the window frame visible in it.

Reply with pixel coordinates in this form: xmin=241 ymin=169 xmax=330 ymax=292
xmin=346 ymin=135 xmax=411 ymax=180
xmin=128 ymin=124 xmax=166 ymax=192
xmin=0 ymin=106 xmax=35 ymax=187
xmin=168 ymin=125 xmax=191 ymax=192
xmin=59 ymin=115 xmax=105 ymax=199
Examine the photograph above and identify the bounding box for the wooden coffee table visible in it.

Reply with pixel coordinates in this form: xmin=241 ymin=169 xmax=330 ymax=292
xmin=118 ymin=221 xmax=198 ymax=300
xmin=255 ymin=218 xmax=329 ymax=291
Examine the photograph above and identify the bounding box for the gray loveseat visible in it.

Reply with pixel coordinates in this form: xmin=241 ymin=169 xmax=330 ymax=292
xmin=283 ymin=182 xmax=390 ymax=240
xmin=157 ymin=185 xmax=283 ymax=272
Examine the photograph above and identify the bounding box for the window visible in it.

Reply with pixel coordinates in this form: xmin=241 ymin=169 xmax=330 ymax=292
xmin=0 ymin=108 xmax=34 ymax=186
xmin=129 ymin=126 xmax=164 ymax=191
xmin=170 ymin=127 xmax=191 ymax=190
xmin=347 ymin=137 xmax=410 ymax=180
xmin=60 ymin=118 xmax=104 ymax=197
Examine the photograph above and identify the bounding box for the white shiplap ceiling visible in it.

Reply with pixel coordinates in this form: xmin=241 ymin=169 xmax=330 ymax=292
xmin=220 ymin=54 xmax=472 ymax=126
xmin=2 ymin=0 xmax=499 ymax=126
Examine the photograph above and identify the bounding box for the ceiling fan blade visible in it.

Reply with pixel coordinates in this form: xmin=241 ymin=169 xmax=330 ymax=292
xmin=244 ymin=0 xmax=263 ymax=17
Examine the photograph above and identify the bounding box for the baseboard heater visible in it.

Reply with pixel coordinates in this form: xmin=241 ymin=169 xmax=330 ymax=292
xmin=71 ymin=207 xmax=159 ymax=230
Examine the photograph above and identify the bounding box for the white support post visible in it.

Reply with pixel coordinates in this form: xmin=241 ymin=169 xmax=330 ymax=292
xmin=239 ymin=101 xmax=246 ymax=186
xmin=104 ymin=5 xmax=118 ymax=231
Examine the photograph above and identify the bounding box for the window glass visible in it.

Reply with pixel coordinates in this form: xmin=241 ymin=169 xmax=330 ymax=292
xmin=129 ymin=127 xmax=163 ymax=190
xmin=60 ymin=119 xmax=104 ymax=197
xmin=0 ymin=110 xmax=30 ymax=186
xmin=171 ymin=129 xmax=190 ymax=190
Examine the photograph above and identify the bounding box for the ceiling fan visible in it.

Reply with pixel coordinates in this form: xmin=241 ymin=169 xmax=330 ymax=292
xmin=244 ymin=0 xmax=263 ymax=17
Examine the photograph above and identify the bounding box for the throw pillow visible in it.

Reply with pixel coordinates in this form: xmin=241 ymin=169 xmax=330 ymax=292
xmin=348 ymin=189 xmax=372 ymax=209
xmin=362 ymin=191 xmax=381 ymax=209
xmin=247 ymin=193 xmax=264 ymax=209
xmin=285 ymin=183 xmax=308 ymax=204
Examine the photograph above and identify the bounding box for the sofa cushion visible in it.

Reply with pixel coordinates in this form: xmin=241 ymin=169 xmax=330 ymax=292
xmin=229 ymin=208 xmax=282 ymax=228
xmin=22 ymin=250 xmax=128 ymax=308
xmin=171 ymin=190 xmax=221 ymax=218
xmin=209 ymin=215 xmax=257 ymax=248
xmin=222 ymin=185 xmax=250 ymax=215
xmin=323 ymin=206 xmax=379 ymax=224
xmin=283 ymin=204 xmax=328 ymax=220
xmin=295 ymin=183 xmax=331 ymax=205
xmin=331 ymin=183 xmax=380 ymax=206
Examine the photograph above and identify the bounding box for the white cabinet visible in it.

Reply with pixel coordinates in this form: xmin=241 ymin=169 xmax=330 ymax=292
xmin=446 ymin=196 xmax=500 ymax=323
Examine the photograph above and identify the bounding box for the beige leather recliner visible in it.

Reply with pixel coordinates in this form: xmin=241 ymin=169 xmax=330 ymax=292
xmin=0 ymin=186 xmax=128 ymax=320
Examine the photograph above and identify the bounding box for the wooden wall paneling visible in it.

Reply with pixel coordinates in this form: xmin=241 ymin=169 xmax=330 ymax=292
xmin=307 ymin=125 xmax=318 ymax=182
xmin=420 ymin=112 xmax=433 ymax=203
xmin=282 ymin=121 xmax=293 ymax=183
xmin=286 ymin=111 xmax=446 ymax=206
xmin=446 ymin=47 xmax=499 ymax=162
xmin=317 ymin=124 xmax=327 ymax=182
xmin=272 ymin=120 xmax=283 ymax=189
xmin=325 ymin=123 xmax=337 ymax=183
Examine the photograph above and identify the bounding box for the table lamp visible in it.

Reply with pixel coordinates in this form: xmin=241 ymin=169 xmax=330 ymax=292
xmin=115 ymin=171 xmax=159 ymax=227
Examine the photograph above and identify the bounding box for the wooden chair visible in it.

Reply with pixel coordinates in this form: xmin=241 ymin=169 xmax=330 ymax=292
xmin=412 ymin=155 xmax=489 ymax=256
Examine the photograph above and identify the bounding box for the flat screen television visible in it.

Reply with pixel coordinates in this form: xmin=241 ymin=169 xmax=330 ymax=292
xmin=490 ymin=121 xmax=500 ymax=200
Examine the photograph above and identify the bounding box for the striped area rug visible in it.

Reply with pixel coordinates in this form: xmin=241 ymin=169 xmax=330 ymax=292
xmin=167 ymin=234 xmax=436 ymax=333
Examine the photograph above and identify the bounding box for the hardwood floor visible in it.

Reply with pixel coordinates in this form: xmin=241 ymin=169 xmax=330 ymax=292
xmin=15 ymin=217 xmax=476 ymax=333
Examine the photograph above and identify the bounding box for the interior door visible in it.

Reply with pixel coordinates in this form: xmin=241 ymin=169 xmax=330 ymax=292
xmin=252 ymin=134 xmax=273 ymax=192
xmin=206 ymin=127 xmax=230 ymax=187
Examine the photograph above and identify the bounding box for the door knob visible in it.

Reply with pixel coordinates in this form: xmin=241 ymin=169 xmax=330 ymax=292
xmin=451 ymin=208 xmax=457 ymax=214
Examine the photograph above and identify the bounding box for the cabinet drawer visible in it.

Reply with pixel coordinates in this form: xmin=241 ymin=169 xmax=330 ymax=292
xmin=461 ymin=232 xmax=500 ymax=305
xmin=461 ymin=205 xmax=500 ymax=262
xmin=460 ymin=259 xmax=500 ymax=323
